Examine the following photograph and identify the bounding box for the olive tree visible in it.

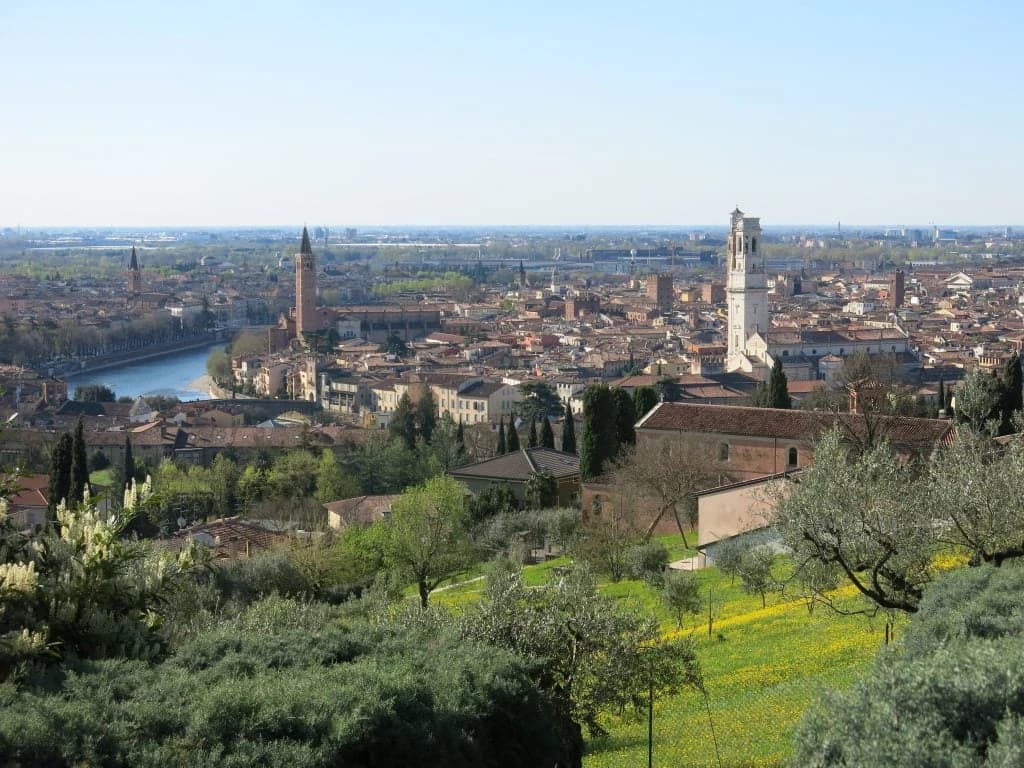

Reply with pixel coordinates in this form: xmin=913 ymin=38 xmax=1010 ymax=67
xmin=771 ymin=427 xmax=936 ymax=614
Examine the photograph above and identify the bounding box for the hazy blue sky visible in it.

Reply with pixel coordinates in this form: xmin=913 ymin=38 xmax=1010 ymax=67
xmin=2 ymin=2 xmax=1020 ymax=227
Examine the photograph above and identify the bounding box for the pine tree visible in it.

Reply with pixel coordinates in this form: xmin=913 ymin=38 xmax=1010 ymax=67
xmin=528 ymin=415 xmax=538 ymax=448
xmin=540 ymin=416 xmax=555 ymax=449
xmin=561 ymin=402 xmax=577 ymax=454
xmin=47 ymin=432 xmax=73 ymax=516
xmin=612 ymin=387 xmax=636 ymax=452
xmin=507 ymin=419 xmax=521 ymax=452
xmin=496 ymin=417 xmax=507 ymax=455
xmin=416 ymin=387 xmax=437 ymax=444
xmin=121 ymin=434 xmax=134 ymax=497
xmin=390 ymin=392 xmax=418 ymax=451
xmin=68 ymin=418 xmax=89 ymax=505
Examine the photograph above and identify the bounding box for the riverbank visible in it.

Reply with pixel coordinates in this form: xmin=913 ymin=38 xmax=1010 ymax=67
xmin=66 ymin=344 xmax=226 ymax=401
xmin=51 ymin=332 xmax=230 ymax=378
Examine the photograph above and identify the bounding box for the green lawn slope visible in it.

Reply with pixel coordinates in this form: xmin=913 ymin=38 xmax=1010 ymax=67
xmin=436 ymin=535 xmax=892 ymax=768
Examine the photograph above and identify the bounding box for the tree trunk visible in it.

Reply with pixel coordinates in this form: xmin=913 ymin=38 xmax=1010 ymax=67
xmin=418 ymin=581 xmax=430 ymax=609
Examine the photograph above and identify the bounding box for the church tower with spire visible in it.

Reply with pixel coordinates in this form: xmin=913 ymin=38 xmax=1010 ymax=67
xmin=295 ymin=226 xmax=319 ymax=339
xmin=127 ymin=245 xmax=141 ymax=294
xmin=725 ymin=207 xmax=768 ymax=370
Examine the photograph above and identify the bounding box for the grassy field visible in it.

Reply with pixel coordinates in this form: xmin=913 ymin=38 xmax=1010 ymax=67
xmin=436 ymin=535 xmax=892 ymax=768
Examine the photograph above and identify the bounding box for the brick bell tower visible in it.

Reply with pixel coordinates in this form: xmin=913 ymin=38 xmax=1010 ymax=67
xmin=295 ymin=226 xmax=319 ymax=339
xmin=127 ymin=245 xmax=141 ymax=294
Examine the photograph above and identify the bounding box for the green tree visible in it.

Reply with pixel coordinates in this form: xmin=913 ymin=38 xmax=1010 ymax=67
xmin=431 ymin=413 xmax=468 ymax=471
xmin=580 ymin=384 xmax=618 ymax=480
xmin=656 ymin=376 xmax=681 ymax=403
xmin=772 ymin=427 xmax=935 ymax=613
xmin=954 ymin=366 xmax=1002 ymax=434
xmin=539 ymin=416 xmax=555 ymax=449
xmin=525 ymin=472 xmax=558 ymax=509
xmin=383 ymin=475 xmax=472 ymax=608
xmin=416 ymin=388 xmax=437 ymax=444
xmin=209 ymin=453 xmax=238 ymax=518
xmin=47 ymin=432 xmax=72 ymax=517
xmin=68 ymin=418 xmax=89 ymax=505
xmin=998 ymin=352 xmax=1022 ymax=434
xmin=737 ymin=545 xmax=775 ymax=608
xmin=516 ymin=382 xmax=564 ymax=422
xmin=205 ymin=348 xmax=231 ymax=384
xmin=662 ymin=570 xmax=703 ymax=628
xmin=527 ymin=415 xmax=538 ymax=448
xmin=753 ymin=358 xmax=791 ymax=409
xmin=927 ymin=428 xmax=1024 ymax=566
xmin=389 ymin=392 xmax=418 ymax=451
xmin=380 ymin=333 xmax=409 ymax=357
xmin=73 ymin=384 xmax=116 ymax=403
xmin=120 ymin=434 xmax=134 ymax=499
xmin=507 ymin=419 xmax=521 ymax=452
xmin=561 ymin=405 xmax=576 ymax=454
xmin=462 ymin=562 xmax=702 ymax=738
xmin=611 ymin=387 xmax=636 ymax=452
xmin=496 ymin=416 xmax=507 ymax=455
xmin=632 ymin=386 xmax=659 ymax=419
xmin=315 ymin=449 xmax=360 ymax=503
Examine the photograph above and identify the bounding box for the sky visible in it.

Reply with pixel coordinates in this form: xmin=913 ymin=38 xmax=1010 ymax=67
xmin=1 ymin=1 xmax=1021 ymax=227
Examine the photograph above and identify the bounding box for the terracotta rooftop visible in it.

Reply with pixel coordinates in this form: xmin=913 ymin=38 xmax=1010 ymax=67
xmin=323 ymin=494 xmax=397 ymax=527
xmin=451 ymin=447 xmax=580 ymax=482
xmin=637 ymin=402 xmax=953 ymax=451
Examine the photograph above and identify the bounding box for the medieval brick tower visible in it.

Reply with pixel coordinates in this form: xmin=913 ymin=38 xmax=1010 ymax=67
xmin=127 ymin=245 xmax=141 ymax=294
xmin=295 ymin=226 xmax=319 ymax=339
xmin=725 ymin=207 xmax=768 ymax=370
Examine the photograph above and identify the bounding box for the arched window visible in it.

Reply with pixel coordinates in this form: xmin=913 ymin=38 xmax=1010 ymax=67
xmin=788 ymin=447 xmax=798 ymax=467
xmin=751 ymin=237 xmax=757 ymax=253
xmin=718 ymin=443 xmax=730 ymax=462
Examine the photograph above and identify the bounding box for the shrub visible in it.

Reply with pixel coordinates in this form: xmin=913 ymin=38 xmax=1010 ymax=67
xmin=626 ymin=541 xmax=670 ymax=585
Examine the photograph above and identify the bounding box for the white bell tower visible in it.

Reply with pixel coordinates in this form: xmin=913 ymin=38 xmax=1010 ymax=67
xmin=726 ymin=207 xmax=768 ymax=368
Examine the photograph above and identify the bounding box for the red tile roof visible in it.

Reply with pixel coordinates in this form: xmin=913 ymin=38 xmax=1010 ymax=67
xmin=637 ymin=402 xmax=953 ymax=451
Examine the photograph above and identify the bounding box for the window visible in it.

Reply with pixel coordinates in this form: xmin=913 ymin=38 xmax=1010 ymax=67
xmin=752 ymin=237 xmax=757 ymax=253
xmin=788 ymin=447 xmax=798 ymax=467
xmin=718 ymin=443 xmax=730 ymax=462
xmin=782 ymin=350 xmax=789 ymax=356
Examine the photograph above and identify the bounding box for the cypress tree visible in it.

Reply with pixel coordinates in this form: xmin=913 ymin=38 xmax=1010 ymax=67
xmin=612 ymin=387 xmax=636 ymax=452
xmin=122 ymin=434 xmax=134 ymax=497
xmin=580 ymin=384 xmax=617 ymax=479
xmin=938 ymin=379 xmax=946 ymax=416
xmin=48 ymin=432 xmax=73 ymax=516
xmin=416 ymin=388 xmax=437 ymax=444
xmin=633 ymin=386 xmax=659 ymax=419
xmin=540 ymin=416 xmax=555 ymax=449
xmin=999 ymin=352 xmax=1022 ymax=434
xmin=456 ymin=418 xmax=465 ymax=447
xmin=561 ymin=402 xmax=577 ymax=454
xmin=496 ymin=416 xmax=506 ymax=455
xmin=68 ymin=418 xmax=89 ymax=505
xmin=755 ymin=359 xmax=792 ymax=409
xmin=390 ymin=392 xmax=418 ymax=451
xmin=528 ymin=415 xmax=538 ymax=448
xmin=507 ymin=419 xmax=521 ymax=452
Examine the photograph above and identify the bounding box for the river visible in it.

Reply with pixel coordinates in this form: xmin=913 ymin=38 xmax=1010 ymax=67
xmin=65 ymin=344 xmax=224 ymax=402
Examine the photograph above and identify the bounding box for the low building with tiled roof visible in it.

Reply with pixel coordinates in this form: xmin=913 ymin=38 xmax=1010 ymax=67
xmin=324 ymin=495 xmax=397 ymax=530
xmin=449 ymin=447 xmax=581 ymax=506
xmin=636 ymin=402 xmax=953 ymax=481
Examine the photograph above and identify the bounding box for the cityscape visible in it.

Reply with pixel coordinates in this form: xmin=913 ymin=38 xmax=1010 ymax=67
xmin=1 ymin=3 xmax=1023 ymax=767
